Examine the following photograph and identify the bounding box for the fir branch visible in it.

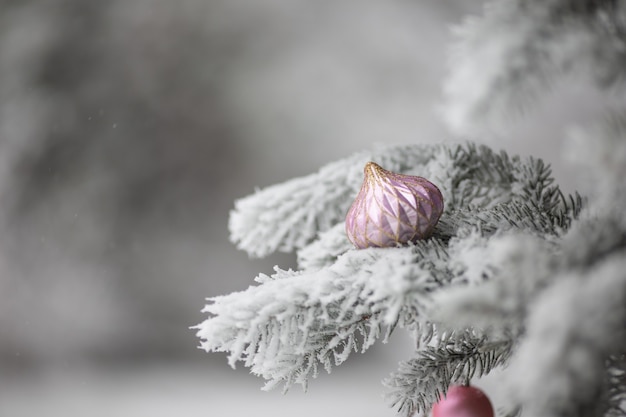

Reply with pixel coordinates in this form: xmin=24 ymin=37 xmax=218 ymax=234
xmin=429 ymin=232 xmax=558 ymax=340
xmin=297 ymin=223 xmax=353 ymax=271
xmin=507 ymin=251 xmax=626 ymax=417
xmin=475 ymin=196 xmax=583 ymax=236
xmin=203 ymin=142 xmax=584 ymax=395
xmin=195 ymin=240 xmax=453 ymax=391
xmin=228 ymin=152 xmax=365 ymax=258
xmin=384 ymin=332 xmax=512 ymax=417
xmin=442 ymin=0 xmax=626 ymax=135
xmin=444 ymin=144 xmax=519 ymax=210
xmin=440 ymin=193 xmax=582 ymax=241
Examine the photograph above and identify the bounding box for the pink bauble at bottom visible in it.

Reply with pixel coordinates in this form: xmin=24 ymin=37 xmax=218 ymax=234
xmin=432 ymin=385 xmax=494 ymax=417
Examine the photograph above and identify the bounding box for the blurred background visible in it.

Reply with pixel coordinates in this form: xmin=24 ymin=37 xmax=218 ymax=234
xmin=0 ymin=1 xmax=615 ymax=416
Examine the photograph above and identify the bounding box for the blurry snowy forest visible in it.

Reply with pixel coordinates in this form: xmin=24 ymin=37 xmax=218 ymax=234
xmin=1 ymin=1 xmax=623 ymax=416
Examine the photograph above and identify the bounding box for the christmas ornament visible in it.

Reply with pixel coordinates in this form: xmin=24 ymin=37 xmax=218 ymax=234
xmin=345 ymin=162 xmax=443 ymax=249
xmin=432 ymin=385 xmax=494 ymax=417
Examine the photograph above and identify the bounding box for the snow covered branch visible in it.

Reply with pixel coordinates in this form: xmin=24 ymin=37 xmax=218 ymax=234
xmin=384 ymin=332 xmax=512 ymax=417
xmin=508 ymin=252 xmax=626 ymax=417
xmin=197 ymin=143 xmax=582 ymax=396
xmin=442 ymin=0 xmax=626 ymax=135
xmin=196 ymin=240 xmax=452 ymax=391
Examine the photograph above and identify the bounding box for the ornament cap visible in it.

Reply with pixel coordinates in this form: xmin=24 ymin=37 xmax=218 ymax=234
xmin=364 ymin=161 xmax=383 ymax=176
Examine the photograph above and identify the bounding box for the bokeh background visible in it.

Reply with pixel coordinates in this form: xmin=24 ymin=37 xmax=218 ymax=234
xmin=0 ymin=1 xmax=614 ymax=416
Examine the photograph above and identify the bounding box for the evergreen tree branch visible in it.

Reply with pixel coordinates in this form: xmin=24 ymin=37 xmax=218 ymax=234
xmin=195 ymin=1 xmax=626 ymax=413
xmin=442 ymin=0 xmax=626 ymax=135
xmin=297 ymin=223 xmax=353 ymax=271
xmin=384 ymin=331 xmax=512 ymax=417
xmin=195 ymin=239 xmax=453 ymax=392
xmin=429 ymin=231 xmax=560 ymax=342
xmin=507 ymin=251 xmax=626 ymax=417
xmin=200 ymin=143 xmax=583 ymax=396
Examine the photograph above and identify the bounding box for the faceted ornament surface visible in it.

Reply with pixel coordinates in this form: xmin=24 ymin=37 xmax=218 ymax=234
xmin=345 ymin=162 xmax=444 ymax=249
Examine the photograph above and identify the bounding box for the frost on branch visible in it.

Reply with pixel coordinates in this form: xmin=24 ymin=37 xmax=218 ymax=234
xmin=197 ymin=239 xmax=452 ymax=391
xmin=442 ymin=0 xmax=626 ymax=135
xmin=196 ymin=143 xmax=582 ymax=401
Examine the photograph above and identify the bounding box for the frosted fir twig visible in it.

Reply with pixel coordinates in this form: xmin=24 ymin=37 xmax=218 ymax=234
xmin=384 ymin=331 xmax=512 ymax=417
xmin=443 ymin=143 xmax=519 ymax=210
xmin=297 ymin=223 xmax=353 ymax=271
xmin=195 ymin=239 xmax=453 ymax=392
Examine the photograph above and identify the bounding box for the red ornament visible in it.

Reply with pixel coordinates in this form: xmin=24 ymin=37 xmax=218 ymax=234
xmin=432 ymin=385 xmax=494 ymax=417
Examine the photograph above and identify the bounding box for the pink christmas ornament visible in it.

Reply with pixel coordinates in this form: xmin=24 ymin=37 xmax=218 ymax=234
xmin=345 ymin=162 xmax=444 ymax=249
xmin=432 ymin=385 xmax=494 ymax=417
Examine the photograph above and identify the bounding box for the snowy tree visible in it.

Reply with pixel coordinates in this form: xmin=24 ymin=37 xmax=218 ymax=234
xmin=196 ymin=1 xmax=626 ymax=416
